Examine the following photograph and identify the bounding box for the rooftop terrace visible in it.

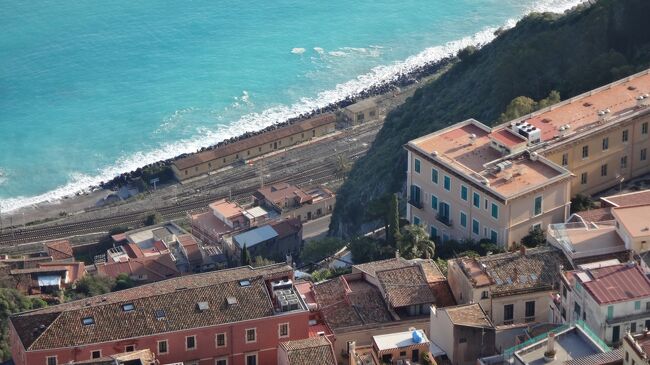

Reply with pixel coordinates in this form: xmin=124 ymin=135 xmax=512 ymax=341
xmin=407 ymin=120 xmax=569 ymax=200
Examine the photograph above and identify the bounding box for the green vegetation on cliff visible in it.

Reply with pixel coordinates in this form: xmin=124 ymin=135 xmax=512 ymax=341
xmin=332 ymin=0 xmax=650 ymax=237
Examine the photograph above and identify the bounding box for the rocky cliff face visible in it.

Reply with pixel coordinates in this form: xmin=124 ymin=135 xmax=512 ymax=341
xmin=331 ymin=0 xmax=650 ymax=237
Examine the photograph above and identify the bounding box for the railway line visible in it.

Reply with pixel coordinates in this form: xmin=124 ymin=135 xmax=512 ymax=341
xmin=0 ymin=123 xmax=375 ymax=246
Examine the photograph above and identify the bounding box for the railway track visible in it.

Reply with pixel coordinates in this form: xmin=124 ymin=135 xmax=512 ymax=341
xmin=0 ymin=145 xmax=368 ymax=246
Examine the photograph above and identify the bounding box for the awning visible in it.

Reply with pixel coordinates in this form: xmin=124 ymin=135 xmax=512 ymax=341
xmin=38 ymin=275 xmax=61 ymax=287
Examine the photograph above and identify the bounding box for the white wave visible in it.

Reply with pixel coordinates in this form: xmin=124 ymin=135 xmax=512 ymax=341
xmin=328 ymin=51 xmax=346 ymax=57
xmin=0 ymin=168 xmax=7 ymax=186
xmin=0 ymin=0 xmax=588 ymax=213
xmin=291 ymin=47 xmax=306 ymax=54
xmin=313 ymin=47 xmax=325 ymax=54
xmin=241 ymin=90 xmax=251 ymax=105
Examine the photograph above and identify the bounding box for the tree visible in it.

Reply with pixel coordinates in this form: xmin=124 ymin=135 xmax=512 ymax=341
xmin=334 ymin=154 xmax=352 ymax=181
xmin=66 ymin=275 xmax=115 ymax=301
xmin=0 ymin=289 xmax=47 ymax=361
xmin=241 ymin=244 xmax=252 ymax=266
xmin=143 ymin=211 xmax=163 ymax=226
xmin=114 ymin=273 xmax=135 ymax=291
xmin=521 ymin=226 xmax=546 ymax=247
xmin=398 ymin=225 xmax=435 ymax=259
xmin=349 ymin=236 xmax=390 ymax=264
xmin=252 ymin=256 xmax=275 ymax=268
xmin=300 ymin=237 xmax=345 ymax=264
xmin=571 ymin=193 xmax=595 ymax=213
xmin=386 ymin=194 xmax=401 ymax=247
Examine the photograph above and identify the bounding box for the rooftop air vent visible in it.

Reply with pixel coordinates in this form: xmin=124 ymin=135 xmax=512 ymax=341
xmin=469 ymin=134 xmax=477 ymax=145
xmin=431 ymin=151 xmax=438 ymax=157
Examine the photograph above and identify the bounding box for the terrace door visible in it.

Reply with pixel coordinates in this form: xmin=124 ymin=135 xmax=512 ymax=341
xmin=412 ymin=349 xmax=419 ymax=362
xmin=612 ymin=325 xmax=620 ymax=343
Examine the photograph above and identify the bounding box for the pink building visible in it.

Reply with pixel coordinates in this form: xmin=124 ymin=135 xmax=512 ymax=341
xmin=10 ymin=263 xmax=310 ymax=365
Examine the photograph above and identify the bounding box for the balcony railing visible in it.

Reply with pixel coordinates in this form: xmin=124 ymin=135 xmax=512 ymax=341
xmin=408 ymin=198 xmax=423 ymax=209
xmin=436 ymin=214 xmax=453 ymax=227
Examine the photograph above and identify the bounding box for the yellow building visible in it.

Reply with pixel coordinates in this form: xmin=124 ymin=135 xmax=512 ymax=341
xmin=406 ymin=68 xmax=650 ymax=248
xmin=172 ymin=114 xmax=336 ymax=181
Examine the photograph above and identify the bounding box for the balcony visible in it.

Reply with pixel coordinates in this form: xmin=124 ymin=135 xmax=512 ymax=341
xmin=408 ymin=198 xmax=423 ymax=209
xmin=436 ymin=214 xmax=453 ymax=227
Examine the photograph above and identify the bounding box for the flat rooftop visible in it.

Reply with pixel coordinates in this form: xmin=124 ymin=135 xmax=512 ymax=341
xmin=501 ymin=69 xmax=650 ymax=144
xmin=547 ymin=223 xmax=626 ymax=260
xmin=408 ymin=120 xmax=569 ymax=199
xmin=373 ymin=329 xmax=429 ymax=352
xmin=612 ymin=205 xmax=650 ymax=238
xmin=602 ymin=190 xmax=650 ymax=207
xmin=209 ymin=199 xmax=244 ymax=219
xmin=516 ymin=327 xmax=606 ymax=365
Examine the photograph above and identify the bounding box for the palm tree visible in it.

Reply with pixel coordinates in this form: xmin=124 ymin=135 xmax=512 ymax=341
xmin=398 ymin=224 xmax=436 ymax=259
xmin=334 ymin=154 xmax=351 ymax=181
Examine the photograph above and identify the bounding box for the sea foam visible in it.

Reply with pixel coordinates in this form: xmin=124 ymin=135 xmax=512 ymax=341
xmin=0 ymin=0 xmax=588 ymax=213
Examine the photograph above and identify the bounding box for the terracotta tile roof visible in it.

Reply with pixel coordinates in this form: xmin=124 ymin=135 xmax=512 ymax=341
xmin=429 ymin=281 xmax=457 ymax=308
xmin=458 ymin=246 xmax=568 ymax=295
xmin=376 ymin=266 xmax=435 ymax=308
xmin=415 ymin=259 xmax=445 ymax=282
xmin=353 ymin=257 xmax=411 ymax=278
xmin=177 ymin=234 xmax=203 ymax=265
xmin=95 ymin=253 xmax=180 ymax=282
xmin=444 ymin=303 xmax=493 ymax=329
xmin=602 ymin=190 xmax=650 ymax=208
xmin=174 ymin=114 xmax=335 ymax=170
xmin=271 ymin=218 xmax=302 ymax=239
xmin=31 ymin=263 xmax=292 ymax=315
xmin=573 ymin=263 xmax=650 ymax=305
xmin=280 ymin=337 xmax=337 ymax=365
xmin=313 ymin=275 xmax=392 ymax=330
xmin=209 ymin=199 xmax=244 ymax=219
xmin=45 ymin=240 xmax=74 ymax=260
xmin=570 ymin=208 xmax=614 ymax=223
xmin=12 ymin=275 xmax=281 ymax=350
xmin=626 ymin=333 xmax=650 ymax=359
xmin=255 ymin=182 xmax=313 ymax=207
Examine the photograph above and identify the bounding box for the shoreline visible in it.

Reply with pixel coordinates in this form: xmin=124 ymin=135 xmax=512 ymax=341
xmin=0 ymin=0 xmax=590 ymax=217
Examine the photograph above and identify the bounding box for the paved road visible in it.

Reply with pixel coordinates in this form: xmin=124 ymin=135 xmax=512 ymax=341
xmin=303 ymin=215 xmax=331 ymax=242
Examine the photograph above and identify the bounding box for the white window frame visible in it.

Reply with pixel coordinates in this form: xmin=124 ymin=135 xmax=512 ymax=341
xmin=215 ymin=358 xmax=228 ymax=365
xmin=473 ymin=192 xmax=480 ymax=208
xmin=491 ymin=203 xmax=499 ymax=220
xmin=414 ymin=158 xmax=421 ymax=174
xmin=216 ymin=332 xmax=227 ymax=348
xmin=278 ymin=322 xmax=290 ymax=338
xmin=245 ymin=352 xmax=258 ymax=365
xmin=412 ymin=215 xmax=421 ymax=226
xmin=532 ymin=222 xmax=542 ymax=231
xmin=46 ymin=356 xmax=57 ymax=365
xmin=245 ymin=328 xmax=257 ymax=344
xmin=490 ymin=229 xmax=498 ymax=243
xmin=157 ymin=339 xmax=169 ymax=355
xmin=125 ymin=345 xmax=136 ymax=352
xmin=91 ymin=350 xmax=102 ymax=359
xmin=459 ymin=211 xmax=467 ymax=228
xmin=186 ymin=335 xmax=197 ymax=351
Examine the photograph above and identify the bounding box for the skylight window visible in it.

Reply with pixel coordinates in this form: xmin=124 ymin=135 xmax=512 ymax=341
xmin=122 ymin=303 xmax=135 ymax=312
xmin=239 ymin=280 xmax=251 ymax=287
xmin=155 ymin=309 xmax=166 ymax=320
xmin=82 ymin=317 xmax=95 ymax=326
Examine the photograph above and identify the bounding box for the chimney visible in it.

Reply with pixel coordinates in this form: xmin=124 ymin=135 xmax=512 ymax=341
xmin=520 ymin=245 xmax=526 ymax=256
xmin=395 ymin=249 xmax=400 ymax=259
xmin=348 ymin=341 xmax=356 ymax=365
xmin=546 ymin=333 xmax=556 ymax=357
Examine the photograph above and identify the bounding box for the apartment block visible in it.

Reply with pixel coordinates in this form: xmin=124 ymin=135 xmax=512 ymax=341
xmin=560 ymin=261 xmax=650 ymax=345
xmin=447 ymin=246 xmax=568 ymax=326
xmin=405 ymin=68 xmax=650 ymax=248
xmin=9 ymin=264 xmax=310 ymax=365
xmin=406 ymin=119 xmax=571 ymax=248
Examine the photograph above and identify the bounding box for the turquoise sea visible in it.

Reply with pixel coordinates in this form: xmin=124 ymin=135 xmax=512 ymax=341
xmin=0 ymin=0 xmax=584 ymax=212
